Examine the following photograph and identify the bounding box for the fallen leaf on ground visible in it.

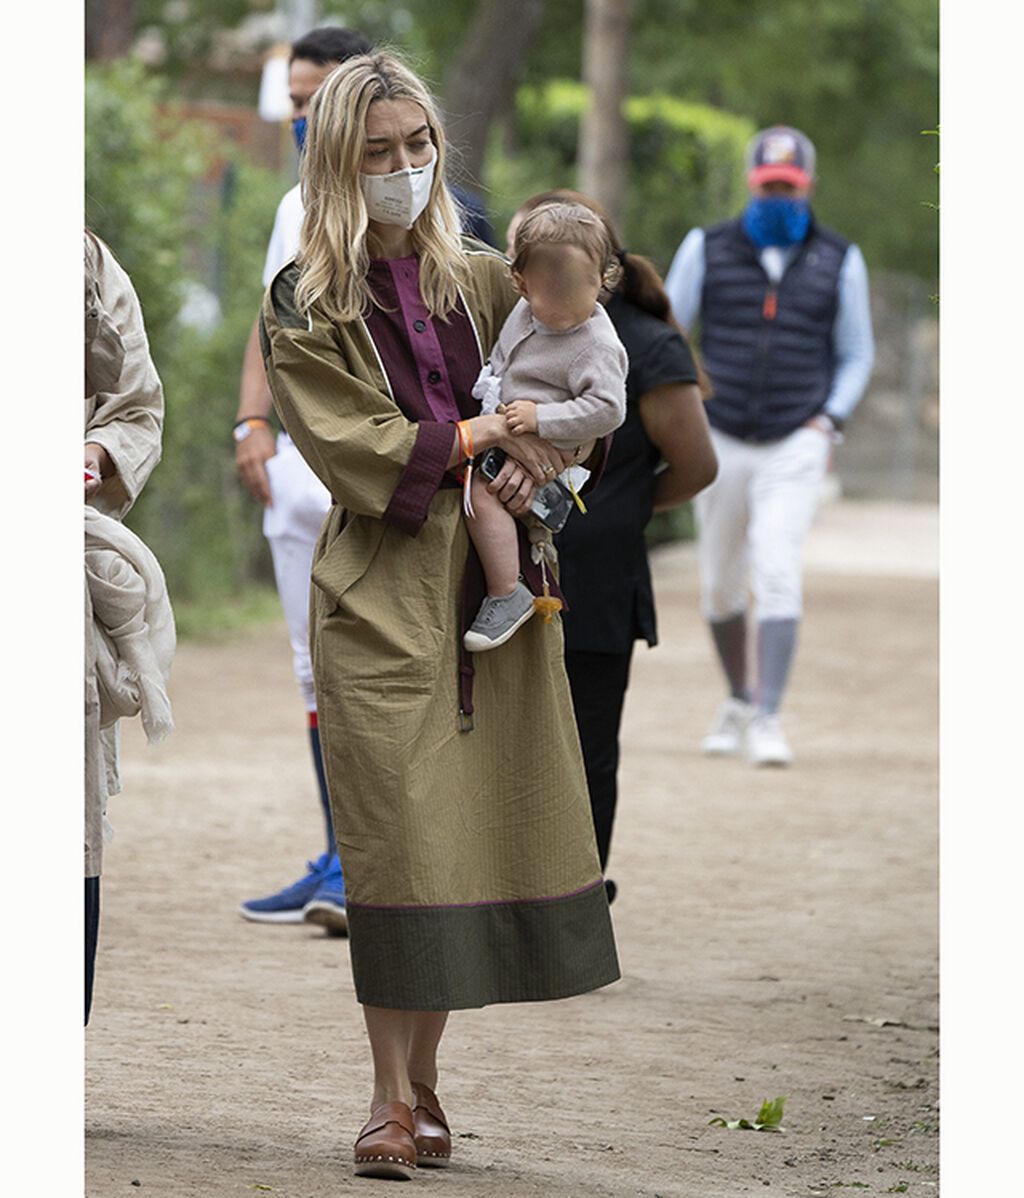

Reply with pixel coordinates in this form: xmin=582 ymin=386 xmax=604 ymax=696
xmin=709 ymin=1095 xmax=786 ymax=1132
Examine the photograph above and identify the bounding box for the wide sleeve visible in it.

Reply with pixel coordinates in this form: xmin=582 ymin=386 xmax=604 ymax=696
xmin=259 ymin=272 xmax=455 ymax=537
xmin=84 ymin=235 xmax=164 ymax=520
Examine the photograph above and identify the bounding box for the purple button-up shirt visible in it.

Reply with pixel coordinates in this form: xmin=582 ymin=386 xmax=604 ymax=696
xmin=365 ymin=256 xmax=484 ymax=536
xmin=363 ymin=255 xmax=578 ymax=722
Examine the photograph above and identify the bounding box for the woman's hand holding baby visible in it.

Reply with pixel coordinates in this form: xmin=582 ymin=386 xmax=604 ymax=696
xmin=497 ymin=426 xmax=572 ymax=484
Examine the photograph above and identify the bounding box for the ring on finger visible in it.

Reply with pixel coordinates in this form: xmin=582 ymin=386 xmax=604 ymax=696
xmin=542 ymin=464 xmax=554 ymax=475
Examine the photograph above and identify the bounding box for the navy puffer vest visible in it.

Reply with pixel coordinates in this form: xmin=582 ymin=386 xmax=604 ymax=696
xmin=700 ymin=215 xmax=849 ymax=442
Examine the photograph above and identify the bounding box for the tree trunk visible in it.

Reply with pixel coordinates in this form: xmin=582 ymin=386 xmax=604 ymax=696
xmin=442 ymin=0 xmax=545 ymax=192
xmin=577 ymin=0 xmax=633 ymax=229
xmin=85 ymin=0 xmax=138 ymax=61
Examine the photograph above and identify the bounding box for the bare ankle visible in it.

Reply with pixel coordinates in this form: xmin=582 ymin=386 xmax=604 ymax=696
xmin=371 ymin=1084 xmax=414 ymax=1111
xmin=408 ymin=1067 xmax=438 ymax=1092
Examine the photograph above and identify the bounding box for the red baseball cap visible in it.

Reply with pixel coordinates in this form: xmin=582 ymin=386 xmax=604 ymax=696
xmin=746 ymin=126 xmax=816 ymax=188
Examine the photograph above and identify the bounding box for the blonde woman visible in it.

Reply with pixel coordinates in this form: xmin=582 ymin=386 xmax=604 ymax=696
xmin=259 ymin=53 xmax=620 ymax=1181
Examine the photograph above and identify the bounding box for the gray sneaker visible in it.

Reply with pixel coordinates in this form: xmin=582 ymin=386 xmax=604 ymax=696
xmin=463 ymin=582 xmax=536 ymax=652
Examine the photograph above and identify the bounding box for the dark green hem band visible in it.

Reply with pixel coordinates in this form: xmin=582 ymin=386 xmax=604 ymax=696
xmin=348 ymin=882 xmax=621 ymax=1010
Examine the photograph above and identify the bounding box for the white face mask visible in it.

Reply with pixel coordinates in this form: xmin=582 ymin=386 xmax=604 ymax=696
xmin=360 ymin=146 xmax=437 ymax=230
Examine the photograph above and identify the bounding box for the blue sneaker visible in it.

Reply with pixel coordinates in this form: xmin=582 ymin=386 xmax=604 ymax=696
xmin=302 ymin=855 xmax=347 ymax=936
xmin=239 ymin=851 xmax=334 ymax=923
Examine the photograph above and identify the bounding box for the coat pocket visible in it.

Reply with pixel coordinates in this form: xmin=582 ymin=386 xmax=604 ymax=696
xmin=310 ymin=511 xmax=387 ymax=607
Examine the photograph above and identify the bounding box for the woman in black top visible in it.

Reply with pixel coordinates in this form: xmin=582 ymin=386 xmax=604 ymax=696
xmin=507 ymin=191 xmax=718 ymax=898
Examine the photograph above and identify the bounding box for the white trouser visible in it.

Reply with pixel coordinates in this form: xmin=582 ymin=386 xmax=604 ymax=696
xmin=262 ymin=434 xmax=332 ymax=712
xmin=694 ymin=425 xmax=830 ymax=623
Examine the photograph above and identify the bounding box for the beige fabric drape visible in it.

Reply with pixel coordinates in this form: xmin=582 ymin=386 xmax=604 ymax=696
xmin=84 ymin=233 xmax=168 ymax=876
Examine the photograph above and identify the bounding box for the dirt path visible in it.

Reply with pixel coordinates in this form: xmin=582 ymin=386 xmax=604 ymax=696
xmin=86 ymin=499 xmax=939 ymax=1198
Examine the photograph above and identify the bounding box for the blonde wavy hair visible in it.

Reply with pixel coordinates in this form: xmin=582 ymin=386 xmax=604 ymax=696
xmin=295 ymin=52 xmax=468 ymax=324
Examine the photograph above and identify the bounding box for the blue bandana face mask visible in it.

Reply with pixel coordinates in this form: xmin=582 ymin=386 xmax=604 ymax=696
xmin=742 ymin=196 xmax=811 ymax=248
xmin=292 ymin=116 xmax=307 ymax=152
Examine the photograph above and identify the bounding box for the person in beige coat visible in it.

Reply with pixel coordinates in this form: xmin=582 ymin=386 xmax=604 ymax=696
xmin=84 ymin=230 xmax=171 ymax=1023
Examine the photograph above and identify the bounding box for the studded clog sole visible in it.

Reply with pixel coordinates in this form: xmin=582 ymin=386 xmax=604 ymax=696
xmin=411 ymin=1082 xmax=452 ymax=1169
xmin=353 ymin=1101 xmax=417 ymax=1181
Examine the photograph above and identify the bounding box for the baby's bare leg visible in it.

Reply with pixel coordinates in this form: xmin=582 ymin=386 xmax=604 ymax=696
xmin=467 ymin=475 xmax=520 ymax=596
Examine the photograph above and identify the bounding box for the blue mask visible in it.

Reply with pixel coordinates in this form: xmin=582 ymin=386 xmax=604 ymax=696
xmin=292 ymin=117 xmax=307 ymax=152
xmin=742 ymin=197 xmax=811 ymax=248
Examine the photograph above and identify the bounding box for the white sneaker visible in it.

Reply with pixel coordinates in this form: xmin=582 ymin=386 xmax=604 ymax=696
xmin=746 ymin=713 xmax=794 ymax=767
xmin=701 ymin=697 xmax=754 ymax=756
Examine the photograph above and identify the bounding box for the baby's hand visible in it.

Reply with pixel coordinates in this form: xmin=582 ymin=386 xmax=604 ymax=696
xmin=505 ymin=400 xmax=538 ymax=436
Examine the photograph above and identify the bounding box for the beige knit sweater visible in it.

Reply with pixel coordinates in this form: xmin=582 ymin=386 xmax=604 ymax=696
xmin=474 ymin=298 xmax=627 ymax=448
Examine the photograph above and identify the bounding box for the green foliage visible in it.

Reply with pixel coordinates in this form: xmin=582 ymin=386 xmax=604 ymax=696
xmin=630 ymin=0 xmax=939 ymax=282
xmin=326 ymin=0 xmax=477 ymax=76
xmin=86 ymin=60 xmax=286 ymax=608
xmin=647 ymin=504 xmax=695 ymax=549
xmin=86 ymin=60 xmax=209 ymax=345
xmin=126 ymin=0 xmax=937 ymax=281
xmin=172 ymin=584 xmax=283 ymax=641
xmin=709 ymin=1094 xmax=787 ymax=1131
xmin=486 ymin=79 xmax=753 ymax=274
xmin=135 ymin=0 xmax=264 ymax=93
xmin=480 ymin=0 xmax=937 ymax=281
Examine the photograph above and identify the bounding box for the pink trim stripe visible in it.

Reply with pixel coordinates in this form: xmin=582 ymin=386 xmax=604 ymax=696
xmin=346 ymin=878 xmax=606 ymax=912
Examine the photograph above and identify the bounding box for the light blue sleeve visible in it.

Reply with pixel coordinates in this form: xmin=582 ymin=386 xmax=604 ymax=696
xmin=664 ymin=228 xmax=706 ymax=336
xmin=826 ymin=244 xmax=875 ymax=424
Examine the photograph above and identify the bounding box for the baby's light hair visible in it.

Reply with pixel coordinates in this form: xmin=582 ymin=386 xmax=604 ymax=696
xmin=510 ymin=201 xmax=620 ymax=287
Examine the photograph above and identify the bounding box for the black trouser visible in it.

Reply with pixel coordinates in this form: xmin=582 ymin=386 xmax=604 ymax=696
xmin=564 ymin=647 xmax=635 ymax=873
xmin=85 ymin=876 xmax=100 ymax=1025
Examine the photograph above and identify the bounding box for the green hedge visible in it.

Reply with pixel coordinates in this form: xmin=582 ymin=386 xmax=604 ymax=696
xmin=86 ymin=62 xmax=287 ymax=607
xmin=486 ymin=79 xmax=755 ymax=274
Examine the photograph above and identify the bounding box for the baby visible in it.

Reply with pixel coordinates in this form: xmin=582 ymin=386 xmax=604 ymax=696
xmin=463 ymin=200 xmax=628 ymax=651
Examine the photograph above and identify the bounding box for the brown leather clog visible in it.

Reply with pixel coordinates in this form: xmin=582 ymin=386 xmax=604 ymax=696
xmin=353 ymin=1101 xmax=417 ymax=1180
xmin=411 ymin=1081 xmax=452 ymax=1168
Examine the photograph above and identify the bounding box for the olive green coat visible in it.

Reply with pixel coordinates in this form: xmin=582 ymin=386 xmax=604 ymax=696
xmin=260 ymin=244 xmax=619 ymax=1010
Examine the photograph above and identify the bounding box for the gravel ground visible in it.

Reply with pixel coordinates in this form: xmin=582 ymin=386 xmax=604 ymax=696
xmin=86 ymin=498 xmax=939 ymax=1198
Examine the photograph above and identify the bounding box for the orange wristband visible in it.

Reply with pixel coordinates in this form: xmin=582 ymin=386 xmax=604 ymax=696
xmin=456 ymin=419 xmax=474 ymax=466
xmin=456 ymin=420 xmax=476 ymax=518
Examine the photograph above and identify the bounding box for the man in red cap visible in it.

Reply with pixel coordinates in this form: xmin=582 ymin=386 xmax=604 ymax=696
xmin=665 ymin=126 xmax=874 ymax=767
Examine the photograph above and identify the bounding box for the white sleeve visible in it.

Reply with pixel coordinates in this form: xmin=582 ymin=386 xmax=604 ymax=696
xmin=664 ymin=227 xmax=706 ymax=335
xmin=262 ymin=185 xmax=305 ymax=287
xmin=825 ymin=244 xmax=875 ymax=425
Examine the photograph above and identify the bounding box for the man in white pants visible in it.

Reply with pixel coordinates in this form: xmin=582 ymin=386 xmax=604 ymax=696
xmin=235 ymin=28 xmax=499 ymax=925
xmin=665 ymin=126 xmax=874 ymax=766
xmin=234 ymin=27 xmax=372 ymax=932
